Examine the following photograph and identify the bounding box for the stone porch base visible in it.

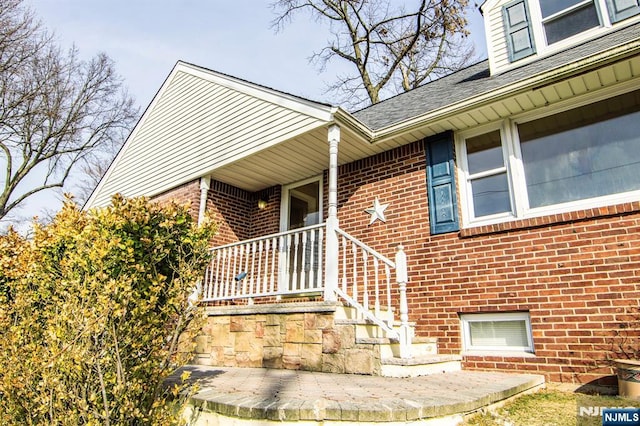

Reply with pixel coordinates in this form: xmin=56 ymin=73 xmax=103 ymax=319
xmin=195 ymin=301 xmax=387 ymax=375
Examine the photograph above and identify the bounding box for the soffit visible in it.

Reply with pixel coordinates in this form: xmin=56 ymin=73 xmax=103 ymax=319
xmin=208 ymin=125 xmax=390 ymax=192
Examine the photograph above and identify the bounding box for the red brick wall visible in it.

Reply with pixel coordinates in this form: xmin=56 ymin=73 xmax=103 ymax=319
xmin=332 ymin=141 xmax=429 ymax=259
xmin=419 ymin=209 xmax=640 ymax=385
xmin=251 ymin=186 xmax=281 ymax=238
xmin=333 ymin=139 xmax=640 ymax=385
xmin=206 ymin=180 xmax=281 ymax=246
xmin=152 ymin=179 xmax=201 ymax=220
xmin=154 ymin=179 xmax=281 ymax=247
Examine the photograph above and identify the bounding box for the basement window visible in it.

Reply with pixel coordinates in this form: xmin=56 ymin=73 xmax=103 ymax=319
xmin=461 ymin=312 xmax=534 ymax=353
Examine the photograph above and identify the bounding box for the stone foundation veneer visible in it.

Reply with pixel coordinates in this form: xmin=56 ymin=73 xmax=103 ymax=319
xmin=194 ymin=302 xmax=381 ymax=375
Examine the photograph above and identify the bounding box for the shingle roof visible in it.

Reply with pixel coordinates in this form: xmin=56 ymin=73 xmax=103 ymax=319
xmin=352 ymin=21 xmax=640 ymax=130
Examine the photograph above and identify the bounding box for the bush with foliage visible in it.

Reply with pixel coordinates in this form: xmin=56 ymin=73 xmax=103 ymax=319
xmin=0 ymin=195 xmax=216 ymax=425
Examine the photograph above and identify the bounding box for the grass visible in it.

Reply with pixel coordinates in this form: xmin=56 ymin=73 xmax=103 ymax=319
xmin=462 ymin=388 xmax=640 ymax=426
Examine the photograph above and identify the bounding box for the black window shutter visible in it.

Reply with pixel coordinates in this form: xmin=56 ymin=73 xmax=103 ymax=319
xmin=425 ymin=131 xmax=459 ymax=235
xmin=606 ymin=0 xmax=640 ymax=23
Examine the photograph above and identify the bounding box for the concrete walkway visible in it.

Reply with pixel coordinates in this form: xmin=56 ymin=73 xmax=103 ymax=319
xmin=174 ymin=366 xmax=545 ymax=425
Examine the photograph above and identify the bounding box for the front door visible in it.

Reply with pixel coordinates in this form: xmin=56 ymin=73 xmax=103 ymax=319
xmin=281 ymin=177 xmax=322 ymax=292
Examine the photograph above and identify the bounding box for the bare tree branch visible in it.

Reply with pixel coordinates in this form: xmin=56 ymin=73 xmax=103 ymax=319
xmin=0 ymin=0 xmax=138 ymax=224
xmin=271 ymin=0 xmax=475 ymax=109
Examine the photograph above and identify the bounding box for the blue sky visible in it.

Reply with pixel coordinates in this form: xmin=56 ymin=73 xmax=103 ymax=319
xmin=6 ymin=1 xmax=487 ymax=229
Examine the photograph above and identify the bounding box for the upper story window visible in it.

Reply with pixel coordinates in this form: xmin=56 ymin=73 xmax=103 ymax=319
xmin=540 ymin=0 xmax=600 ymax=45
xmin=456 ymin=89 xmax=640 ymax=227
xmin=503 ymin=0 xmax=640 ymax=62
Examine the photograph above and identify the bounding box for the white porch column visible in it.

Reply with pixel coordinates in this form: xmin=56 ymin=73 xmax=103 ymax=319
xmin=197 ymin=176 xmax=211 ymax=225
xmin=396 ymin=244 xmax=412 ymax=359
xmin=324 ymin=124 xmax=340 ymax=301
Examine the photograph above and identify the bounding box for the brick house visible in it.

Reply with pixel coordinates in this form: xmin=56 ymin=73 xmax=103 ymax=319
xmin=87 ymin=0 xmax=640 ymax=387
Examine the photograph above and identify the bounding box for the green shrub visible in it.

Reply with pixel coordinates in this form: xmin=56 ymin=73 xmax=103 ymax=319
xmin=0 ymin=195 xmax=216 ymax=425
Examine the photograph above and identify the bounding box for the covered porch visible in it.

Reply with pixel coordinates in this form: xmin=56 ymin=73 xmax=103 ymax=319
xmin=196 ymin=121 xmax=414 ymax=360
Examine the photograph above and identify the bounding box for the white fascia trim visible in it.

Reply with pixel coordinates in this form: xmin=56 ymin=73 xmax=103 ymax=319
xmin=332 ymin=107 xmax=373 ymax=142
xmin=176 ymin=62 xmax=336 ymax=122
xmin=368 ymin=39 xmax=640 ymax=144
xmin=479 ymin=0 xmax=501 ymax=14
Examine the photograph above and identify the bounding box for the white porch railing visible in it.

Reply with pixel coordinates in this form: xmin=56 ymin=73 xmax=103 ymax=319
xmin=201 ymin=223 xmax=412 ymax=357
xmin=202 ymin=224 xmax=324 ymax=301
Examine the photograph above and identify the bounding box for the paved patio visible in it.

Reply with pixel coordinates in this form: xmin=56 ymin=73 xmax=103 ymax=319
xmin=174 ymin=365 xmax=545 ymax=425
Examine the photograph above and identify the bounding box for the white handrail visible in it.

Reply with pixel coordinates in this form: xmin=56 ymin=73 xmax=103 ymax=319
xmin=334 ymin=228 xmax=394 ymax=267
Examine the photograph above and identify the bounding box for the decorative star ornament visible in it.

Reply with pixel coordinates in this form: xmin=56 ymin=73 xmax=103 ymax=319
xmin=365 ymin=197 xmax=389 ymax=225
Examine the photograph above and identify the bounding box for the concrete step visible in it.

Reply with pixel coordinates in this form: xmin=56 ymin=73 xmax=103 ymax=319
xmin=380 ymin=354 xmax=463 ymax=378
xmin=354 ymin=336 xmax=437 ymax=358
xmin=334 ymin=303 xmax=395 ymax=323
xmin=335 ymin=318 xmax=418 ymax=341
xmin=380 ymin=336 xmax=437 ymax=359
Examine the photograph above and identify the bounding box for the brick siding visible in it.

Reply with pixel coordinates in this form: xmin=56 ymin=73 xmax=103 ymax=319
xmin=205 ymin=180 xmax=281 ymax=246
xmin=152 ymin=179 xmax=201 ymax=220
xmin=332 ymin=139 xmax=640 ymax=385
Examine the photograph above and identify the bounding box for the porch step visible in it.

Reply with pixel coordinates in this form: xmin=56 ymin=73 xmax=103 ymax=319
xmin=380 ymin=354 xmax=463 ymax=378
xmin=355 ymin=336 xmax=438 ymax=359
xmin=334 ymin=303 xmax=395 ymax=323
xmin=336 ymin=318 xmax=411 ymax=340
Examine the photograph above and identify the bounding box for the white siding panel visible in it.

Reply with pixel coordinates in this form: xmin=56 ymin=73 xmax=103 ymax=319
xmin=487 ymin=1 xmax=511 ymax=74
xmin=538 ymin=86 xmax=561 ymax=104
xmin=526 ymin=90 xmax=548 ymax=108
xmin=91 ymin=71 xmax=327 ymax=207
xmin=467 ymin=109 xmax=492 ymax=126
xmin=513 ymin=93 xmax=535 ymax=111
xmin=631 ymin=56 xmax=640 ymax=76
xmin=597 ymin=67 xmax=619 ymax=86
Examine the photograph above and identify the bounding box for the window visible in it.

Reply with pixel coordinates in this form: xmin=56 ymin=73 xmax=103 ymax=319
xmin=461 ymin=312 xmax=534 ymax=353
xmin=519 ymin=98 xmax=640 ymax=208
xmin=540 ymin=0 xmax=600 ymax=45
xmin=458 ymin=90 xmax=640 ymax=226
xmin=503 ymin=0 xmax=640 ymax=63
xmin=465 ymin=130 xmax=511 ymax=218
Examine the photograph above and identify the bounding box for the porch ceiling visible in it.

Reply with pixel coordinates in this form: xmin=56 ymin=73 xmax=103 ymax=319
xmin=208 ymin=125 xmax=399 ymax=192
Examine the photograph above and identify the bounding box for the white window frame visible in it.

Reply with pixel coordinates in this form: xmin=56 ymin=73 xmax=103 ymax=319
xmin=456 ymin=84 xmax=640 ymax=228
xmin=460 ymin=312 xmax=534 ymax=353
xmin=533 ymin=0 xmax=609 ymax=49
xmin=456 ymin=122 xmax=517 ymax=225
